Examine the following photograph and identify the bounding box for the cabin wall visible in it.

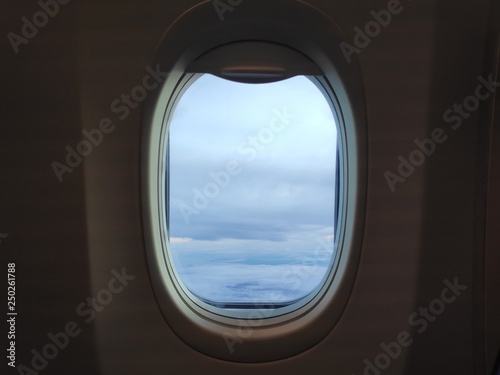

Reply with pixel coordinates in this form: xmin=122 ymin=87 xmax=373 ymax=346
xmin=1 ymin=0 xmax=498 ymax=374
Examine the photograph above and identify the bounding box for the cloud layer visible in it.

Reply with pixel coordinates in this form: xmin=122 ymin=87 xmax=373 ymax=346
xmin=167 ymin=74 xmax=338 ymax=303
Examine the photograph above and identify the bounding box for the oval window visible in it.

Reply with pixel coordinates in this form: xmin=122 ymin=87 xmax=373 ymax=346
xmin=167 ymin=73 xmax=339 ymax=315
xmin=142 ymin=3 xmax=367 ymax=359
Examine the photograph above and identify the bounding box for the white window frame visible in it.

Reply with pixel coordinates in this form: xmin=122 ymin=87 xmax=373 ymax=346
xmin=141 ymin=0 xmax=367 ymax=363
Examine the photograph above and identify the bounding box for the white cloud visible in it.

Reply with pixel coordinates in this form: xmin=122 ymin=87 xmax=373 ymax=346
xmin=179 ymin=262 xmax=328 ymax=303
xmin=170 ymin=237 xmax=193 ymax=244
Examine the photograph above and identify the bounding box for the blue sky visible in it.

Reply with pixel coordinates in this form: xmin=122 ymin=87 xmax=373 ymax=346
xmin=167 ymin=74 xmax=338 ymax=304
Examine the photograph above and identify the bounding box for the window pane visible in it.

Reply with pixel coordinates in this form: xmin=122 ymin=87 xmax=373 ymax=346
xmin=167 ymin=74 xmax=338 ymax=307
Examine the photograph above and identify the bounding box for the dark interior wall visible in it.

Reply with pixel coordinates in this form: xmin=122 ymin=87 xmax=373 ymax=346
xmin=0 ymin=2 xmax=99 ymax=374
xmin=403 ymin=0 xmax=493 ymax=373
xmin=484 ymin=0 xmax=500 ymax=370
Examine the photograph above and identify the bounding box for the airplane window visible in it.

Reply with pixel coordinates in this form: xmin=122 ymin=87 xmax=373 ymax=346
xmin=166 ymin=74 xmax=339 ymax=313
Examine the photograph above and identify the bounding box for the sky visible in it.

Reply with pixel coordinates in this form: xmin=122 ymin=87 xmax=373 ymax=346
xmin=167 ymin=74 xmax=338 ymax=305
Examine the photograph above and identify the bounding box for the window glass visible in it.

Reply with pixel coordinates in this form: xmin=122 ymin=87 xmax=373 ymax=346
xmin=167 ymin=74 xmax=338 ymax=307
